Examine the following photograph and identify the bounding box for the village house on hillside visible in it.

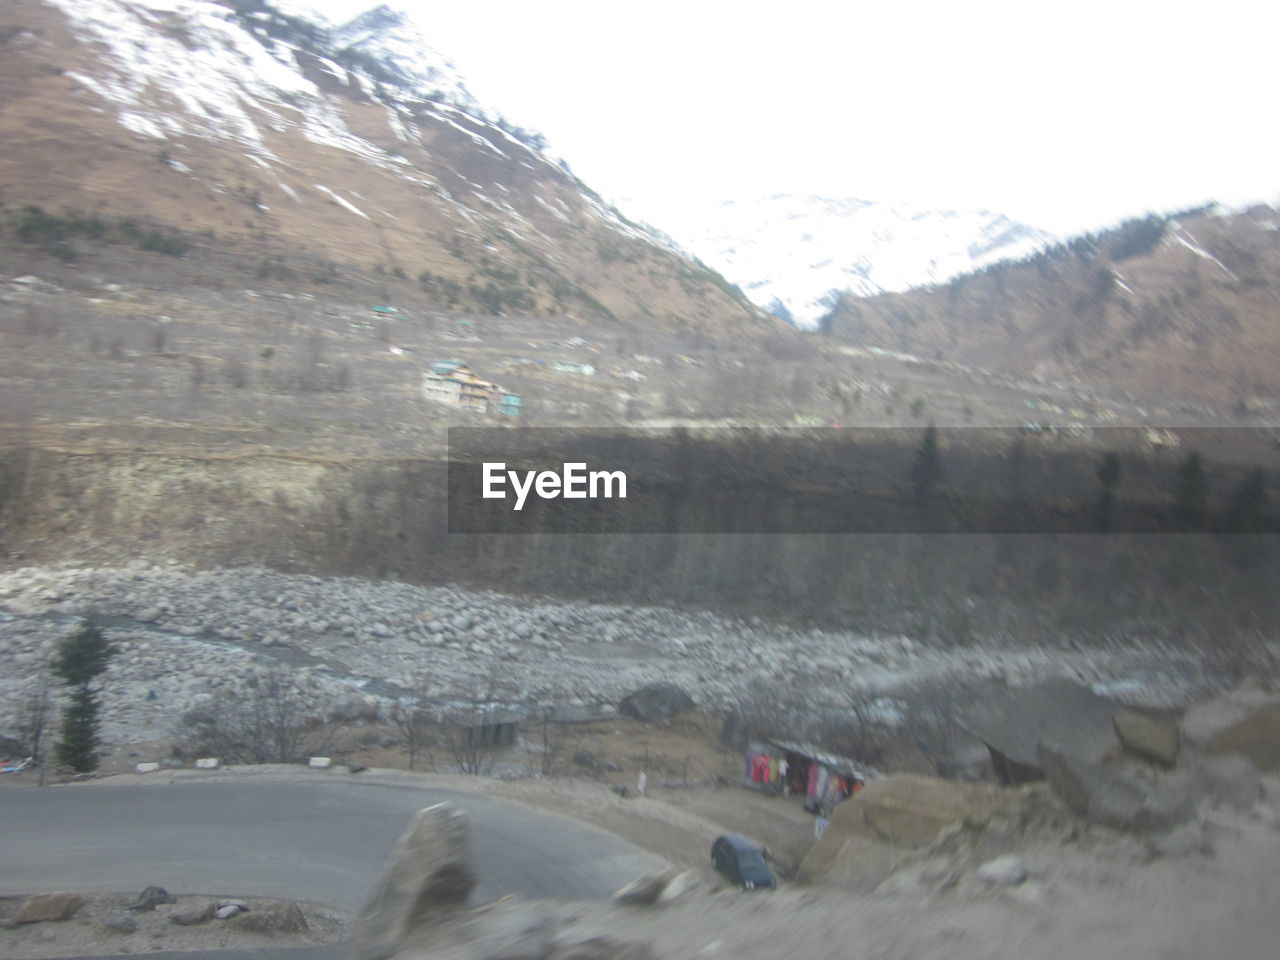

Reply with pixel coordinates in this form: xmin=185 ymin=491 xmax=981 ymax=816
xmin=422 ymin=359 xmax=521 ymax=416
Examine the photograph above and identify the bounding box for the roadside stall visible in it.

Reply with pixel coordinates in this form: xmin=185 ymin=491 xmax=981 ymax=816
xmin=743 ymin=738 xmax=873 ymax=815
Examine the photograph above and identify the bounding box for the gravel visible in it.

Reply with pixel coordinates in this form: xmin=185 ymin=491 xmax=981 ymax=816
xmin=0 ymin=562 xmax=1213 ymax=748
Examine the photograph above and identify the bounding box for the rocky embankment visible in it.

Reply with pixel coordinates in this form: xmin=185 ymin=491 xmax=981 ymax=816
xmin=0 ymin=563 xmax=1219 ymax=748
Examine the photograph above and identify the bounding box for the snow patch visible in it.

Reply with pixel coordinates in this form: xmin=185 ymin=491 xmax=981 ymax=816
xmin=313 ymin=183 xmax=369 ymax=219
xmin=1171 ymin=229 xmax=1238 ymax=280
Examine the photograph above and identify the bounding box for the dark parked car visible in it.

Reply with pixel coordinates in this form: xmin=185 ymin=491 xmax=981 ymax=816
xmin=711 ymin=833 xmax=777 ymax=890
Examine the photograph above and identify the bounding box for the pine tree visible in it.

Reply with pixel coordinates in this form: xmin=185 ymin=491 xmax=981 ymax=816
xmin=51 ymin=623 xmax=114 ymax=772
xmin=910 ymin=425 xmax=944 ymax=502
xmin=1094 ymin=452 xmax=1123 ymax=532
xmin=1224 ymin=467 xmax=1268 ymax=534
xmin=1220 ymin=467 xmax=1270 ymax=568
xmin=1174 ymin=451 xmax=1208 ymax=531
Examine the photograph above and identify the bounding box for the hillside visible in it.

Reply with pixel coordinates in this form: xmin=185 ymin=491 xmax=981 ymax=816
xmin=821 ymin=205 xmax=1280 ymax=412
xmin=0 ymin=0 xmax=770 ymax=336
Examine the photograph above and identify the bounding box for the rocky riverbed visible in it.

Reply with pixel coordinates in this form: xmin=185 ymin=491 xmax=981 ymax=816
xmin=0 ymin=563 xmax=1225 ymax=749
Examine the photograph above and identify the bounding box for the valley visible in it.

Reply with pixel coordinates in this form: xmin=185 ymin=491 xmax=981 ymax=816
xmin=0 ymin=2 xmax=1278 ymax=959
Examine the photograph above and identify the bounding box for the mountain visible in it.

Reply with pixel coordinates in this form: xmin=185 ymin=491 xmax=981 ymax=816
xmin=627 ymin=194 xmax=1057 ymax=328
xmin=328 ymin=4 xmax=480 ymax=112
xmin=821 ymin=204 xmax=1280 ymax=411
xmin=0 ymin=0 xmax=769 ymax=334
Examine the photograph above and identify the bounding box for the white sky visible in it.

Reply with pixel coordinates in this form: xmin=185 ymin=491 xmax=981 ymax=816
xmin=313 ymin=0 xmax=1280 ymax=236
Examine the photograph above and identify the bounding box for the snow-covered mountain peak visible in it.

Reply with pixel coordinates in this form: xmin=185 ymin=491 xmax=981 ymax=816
xmin=332 ymin=4 xmax=479 ymax=111
xmin=634 ymin=193 xmax=1058 ymax=328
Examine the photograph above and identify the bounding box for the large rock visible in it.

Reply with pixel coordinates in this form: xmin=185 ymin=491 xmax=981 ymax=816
xmin=467 ymin=900 xmax=556 ymax=960
xmin=227 ymin=900 xmax=308 ymax=934
xmin=796 ymin=775 xmax=1007 ymax=888
xmin=1147 ymin=822 xmax=1211 ymax=859
xmin=351 ymin=802 xmax=476 ymax=960
xmin=101 ymin=913 xmax=138 ymax=934
xmin=797 ymin=832 xmax=900 ymax=892
xmin=1038 ymin=740 xmax=1146 ymax=828
xmin=974 ymin=854 xmax=1029 ymax=886
xmin=170 ymin=900 xmax=218 ymax=926
xmin=14 ymin=893 xmax=84 ymax=923
xmin=840 ymin=775 xmax=1006 ymax=848
xmin=1195 ymin=753 xmax=1262 ymax=811
xmin=612 ymin=869 xmax=693 ymax=905
xmin=959 ymin=679 xmax=1123 ymax=784
xmin=1113 ymin=710 xmax=1180 ymax=766
xmin=1181 ymin=685 xmax=1280 ymax=771
xmin=618 ymin=683 xmax=694 ymax=723
xmin=128 ymin=885 xmax=177 ymax=912
xmin=1038 ymin=740 xmax=1202 ymax=833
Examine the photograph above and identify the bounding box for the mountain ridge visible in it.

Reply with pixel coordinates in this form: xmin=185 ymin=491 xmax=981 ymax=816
xmin=820 ymin=204 xmax=1280 ymax=410
xmin=0 ymin=0 xmax=770 ymax=335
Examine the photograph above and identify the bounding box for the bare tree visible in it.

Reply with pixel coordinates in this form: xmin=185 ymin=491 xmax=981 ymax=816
xmin=179 ymin=670 xmax=330 ymax=764
xmin=14 ymin=677 xmax=53 ymax=786
xmin=390 ymin=674 xmax=437 ymax=772
xmin=437 ymin=673 xmax=519 ymax=775
xmin=524 ymin=703 xmax=567 ymax=776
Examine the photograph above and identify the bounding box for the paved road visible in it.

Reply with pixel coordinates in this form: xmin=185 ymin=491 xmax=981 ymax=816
xmin=0 ymin=778 xmax=664 ymax=910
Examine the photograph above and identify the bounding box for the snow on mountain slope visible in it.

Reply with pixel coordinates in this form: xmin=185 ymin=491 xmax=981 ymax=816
xmin=638 ymin=194 xmax=1058 ymax=328
xmin=7 ymin=0 xmax=765 ymax=333
xmin=48 ymin=0 xmax=392 ymax=164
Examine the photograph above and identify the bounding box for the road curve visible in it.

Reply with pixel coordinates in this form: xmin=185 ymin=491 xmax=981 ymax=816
xmin=0 ymin=776 xmax=666 ymax=911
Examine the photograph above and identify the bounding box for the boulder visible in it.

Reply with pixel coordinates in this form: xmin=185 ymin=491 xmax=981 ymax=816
xmin=1133 ymin=778 xmax=1203 ymax=833
xmin=836 ymin=774 xmax=1007 ymax=848
xmin=798 ymin=832 xmax=900 ymax=892
xmin=1181 ymin=685 xmax=1280 ymax=771
xmin=351 ymin=803 xmax=476 ymax=960
xmin=102 ymin=913 xmax=138 ymax=934
xmin=129 ymin=885 xmax=177 ymax=912
xmin=974 ymin=854 xmax=1029 ymax=886
xmin=1195 ymin=753 xmax=1262 ymax=811
xmin=1113 ymin=710 xmax=1180 ymax=766
xmin=959 ymin=679 xmax=1122 ymax=784
xmin=795 ymin=775 xmax=1013 ymax=887
xmin=468 ymin=900 xmax=556 ymax=960
xmin=227 ymin=900 xmax=308 ymax=934
xmin=1147 ymin=822 xmax=1211 ymax=859
xmin=656 ymin=870 xmax=697 ymax=904
xmin=612 ymin=869 xmax=689 ymax=905
xmin=170 ymin=900 xmax=218 ymax=926
xmin=1039 ymin=740 xmax=1204 ymax=833
xmin=14 ymin=893 xmax=84 ymax=923
xmin=1037 ymin=740 xmax=1145 ymax=828
xmin=618 ymin=683 xmax=693 ymax=723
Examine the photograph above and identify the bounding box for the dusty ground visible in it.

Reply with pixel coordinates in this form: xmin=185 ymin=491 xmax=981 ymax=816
xmin=0 ymin=891 xmax=346 ymax=959
xmin=6 ymin=763 xmax=1280 ymax=959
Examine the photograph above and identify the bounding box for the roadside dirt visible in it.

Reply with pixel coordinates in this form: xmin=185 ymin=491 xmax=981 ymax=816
xmin=8 ymin=764 xmax=1280 ymax=959
xmin=0 ymin=891 xmax=346 ymax=959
